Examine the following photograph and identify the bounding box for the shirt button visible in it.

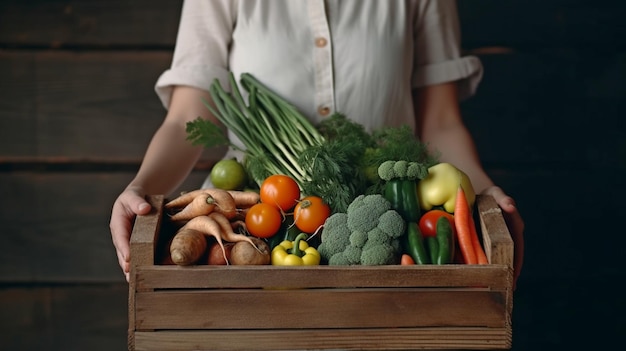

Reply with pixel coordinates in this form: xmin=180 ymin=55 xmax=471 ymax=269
xmin=315 ymin=37 xmax=327 ymax=47
xmin=318 ymin=106 xmax=330 ymax=116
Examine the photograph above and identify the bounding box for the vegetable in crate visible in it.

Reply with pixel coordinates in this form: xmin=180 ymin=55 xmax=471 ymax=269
xmin=271 ymin=233 xmax=321 ymax=266
xmin=317 ymin=194 xmax=405 ymax=265
xmin=186 ymin=73 xmax=437 ymax=213
xmin=377 ymin=160 xmax=430 ymax=264
xmin=417 ymin=162 xmax=476 ymax=213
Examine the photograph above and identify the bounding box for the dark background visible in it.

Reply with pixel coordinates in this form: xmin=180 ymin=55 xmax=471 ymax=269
xmin=1 ymin=1 xmax=625 ymax=350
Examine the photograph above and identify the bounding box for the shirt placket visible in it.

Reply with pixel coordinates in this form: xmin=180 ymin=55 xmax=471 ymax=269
xmin=307 ymin=0 xmax=335 ymax=118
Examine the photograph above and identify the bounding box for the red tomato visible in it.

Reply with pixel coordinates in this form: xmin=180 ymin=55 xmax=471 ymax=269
xmin=294 ymin=196 xmax=331 ymax=234
xmin=245 ymin=203 xmax=283 ymax=239
xmin=419 ymin=210 xmax=455 ymax=238
xmin=259 ymin=174 xmax=301 ymax=212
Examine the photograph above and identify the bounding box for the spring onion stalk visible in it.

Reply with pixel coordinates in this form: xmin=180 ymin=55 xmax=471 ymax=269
xmin=191 ymin=72 xmax=325 ymax=187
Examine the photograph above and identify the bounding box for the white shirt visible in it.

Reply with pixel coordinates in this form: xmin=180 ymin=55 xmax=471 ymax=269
xmin=156 ymin=0 xmax=482 ymax=140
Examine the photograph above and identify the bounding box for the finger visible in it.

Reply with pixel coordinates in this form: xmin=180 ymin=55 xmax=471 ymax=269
xmin=126 ymin=191 xmax=151 ymax=215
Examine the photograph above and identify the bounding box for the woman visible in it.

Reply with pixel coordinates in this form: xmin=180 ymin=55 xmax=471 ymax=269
xmin=110 ymin=0 xmax=524 ymax=285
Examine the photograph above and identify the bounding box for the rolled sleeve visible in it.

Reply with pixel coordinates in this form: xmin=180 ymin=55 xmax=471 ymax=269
xmin=154 ymin=0 xmax=237 ymax=109
xmin=412 ymin=0 xmax=483 ymax=100
xmin=412 ymin=55 xmax=483 ymax=101
xmin=155 ymin=66 xmax=230 ymax=109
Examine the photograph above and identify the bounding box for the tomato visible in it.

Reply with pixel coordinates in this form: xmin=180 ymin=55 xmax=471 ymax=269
xmin=419 ymin=210 xmax=455 ymax=238
xmin=294 ymin=196 xmax=331 ymax=234
xmin=245 ymin=203 xmax=283 ymax=239
xmin=259 ymin=174 xmax=301 ymax=211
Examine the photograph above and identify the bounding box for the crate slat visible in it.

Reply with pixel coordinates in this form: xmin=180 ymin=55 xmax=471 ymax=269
xmin=136 ymin=264 xmax=510 ymax=290
xmin=135 ymin=288 xmax=507 ymax=330
xmin=134 ymin=328 xmax=512 ymax=351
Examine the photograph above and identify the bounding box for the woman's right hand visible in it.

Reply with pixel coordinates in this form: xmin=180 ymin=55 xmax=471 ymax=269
xmin=109 ymin=186 xmax=152 ymax=282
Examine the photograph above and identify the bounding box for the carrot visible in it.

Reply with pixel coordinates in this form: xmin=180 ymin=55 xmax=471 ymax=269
xmin=454 ymin=185 xmax=477 ymax=264
xmin=208 ymin=212 xmax=262 ymax=252
xmin=180 ymin=215 xmax=229 ymax=264
xmin=401 ymin=253 xmax=416 ymax=265
xmin=227 ymin=190 xmax=261 ymax=208
xmin=165 ymin=189 xmax=207 ymax=209
xmin=204 ymin=188 xmax=238 ymax=219
xmin=169 ymin=192 xmax=216 ymax=221
xmin=469 ymin=215 xmax=489 ymax=264
xmin=169 ymin=228 xmax=208 ymax=265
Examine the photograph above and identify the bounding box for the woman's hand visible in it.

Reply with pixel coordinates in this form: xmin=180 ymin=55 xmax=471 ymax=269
xmin=109 ymin=186 xmax=152 ymax=282
xmin=481 ymin=186 xmax=525 ymax=289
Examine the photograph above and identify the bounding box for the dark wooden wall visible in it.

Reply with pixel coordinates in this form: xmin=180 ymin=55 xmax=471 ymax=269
xmin=1 ymin=1 xmax=624 ymax=350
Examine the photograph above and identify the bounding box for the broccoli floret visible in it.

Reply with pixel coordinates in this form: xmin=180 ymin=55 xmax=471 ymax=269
xmin=361 ymin=242 xmax=396 ymax=265
xmin=318 ymin=194 xmax=406 ymax=265
xmin=407 ymin=162 xmax=428 ymax=180
xmin=377 ymin=210 xmax=406 ymax=238
xmin=367 ymin=227 xmax=389 ymax=245
xmin=377 ymin=160 xmax=428 ymax=181
xmin=328 ymin=252 xmax=351 ymax=265
xmin=343 ymin=245 xmax=363 ymax=264
xmin=318 ymin=212 xmax=351 ymax=260
xmin=377 ymin=160 xmax=396 ymax=181
xmin=392 ymin=160 xmax=409 ymax=177
xmin=346 ymin=194 xmax=391 ymax=232
xmin=349 ymin=230 xmax=368 ymax=248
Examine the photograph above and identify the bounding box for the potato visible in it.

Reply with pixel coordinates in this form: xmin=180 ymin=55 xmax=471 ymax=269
xmin=207 ymin=241 xmax=235 ymax=265
xmin=230 ymin=237 xmax=270 ymax=265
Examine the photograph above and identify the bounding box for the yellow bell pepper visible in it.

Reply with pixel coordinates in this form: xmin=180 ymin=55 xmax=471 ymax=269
xmin=417 ymin=162 xmax=476 ymax=213
xmin=271 ymin=233 xmax=321 ymax=266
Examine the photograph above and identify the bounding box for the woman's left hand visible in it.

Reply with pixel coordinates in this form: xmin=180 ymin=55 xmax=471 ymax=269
xmin=481 ymin=186 xmax=525 ymax=290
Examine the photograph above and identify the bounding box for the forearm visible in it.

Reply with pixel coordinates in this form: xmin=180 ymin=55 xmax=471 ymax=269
xmin=128 ymin=120 xmax=204 ymax=195
xmin=421 ymin=123 xmax=494 ymax=194
xmin=128 ymin=85 xmax=225 ymax=196
xmin=414 ymin=82 xmax=494 ymax=194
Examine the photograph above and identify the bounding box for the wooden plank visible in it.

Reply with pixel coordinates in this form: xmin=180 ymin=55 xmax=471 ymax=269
xmin=0 ymin=171 xmax=208 ymax=283
xmin=136 ymin=265 xmax=510 ymax=290
xmin=0 ymin=284 xmax=128 ymax=351
xmin=0 ymin=50 xmax=172 ymax=159
xmin=134 ymin=328 xmax=511 ymax=351
xmin=135 ymin=289 xmax=507 ymax=330
xmin=477 ymin=196 xmax=513 ymax=268
xmin=458 ymin=0 xmax=626 ymax=50
xmin=0 ymin=0 xmax=182 ymax=47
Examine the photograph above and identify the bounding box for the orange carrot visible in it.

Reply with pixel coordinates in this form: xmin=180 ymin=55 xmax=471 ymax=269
xmin=401 ymin=254 xmax=416 ymax=265
xmin=204 ymin=188 xmax=237 ymax=219
xmin=169 ymin=192 xmax=216 ymax=221
xmin=165 ymin=189 xmax=207 ymax=209
xmin=180 ymin=215 xmax=229 ymax=264
xmin=454 ymin=185 xmax=477 ymax=264
xmin=469 ymin=215 xmax=489 ymax=264
xmin=227 ymin=190 xmax=261 ymax=208
xmin=208 ymin=212 xmax=261 ymax=252
xmin=169 ymin=228 xmax=208 ymax=265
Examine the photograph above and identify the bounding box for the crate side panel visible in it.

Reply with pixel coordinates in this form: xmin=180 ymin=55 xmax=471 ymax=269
xmin=134 ymin=327 xmax=511 ymax=351
xmin=135 ymin=289 xmax=507 ymax=330
xmin=136 ymin=265 xmax=511 ymax=290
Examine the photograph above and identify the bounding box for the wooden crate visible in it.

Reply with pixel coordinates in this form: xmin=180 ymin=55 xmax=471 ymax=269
xmin=128 ymin=195 xmax=514 ymax=351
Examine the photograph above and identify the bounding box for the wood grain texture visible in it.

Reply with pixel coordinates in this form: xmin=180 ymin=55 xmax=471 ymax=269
xmin=0 ymin=50 xmax=171 ymax=159
xmin=0 ymin=284 xmax=128 ymax=351
xmin=134 ymin=328 xmax=511 ymax=351
xmin=0 ymin=0 xmax=182 ymax=48
xmin=0 ymin=171 xmax=208 ymax=283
